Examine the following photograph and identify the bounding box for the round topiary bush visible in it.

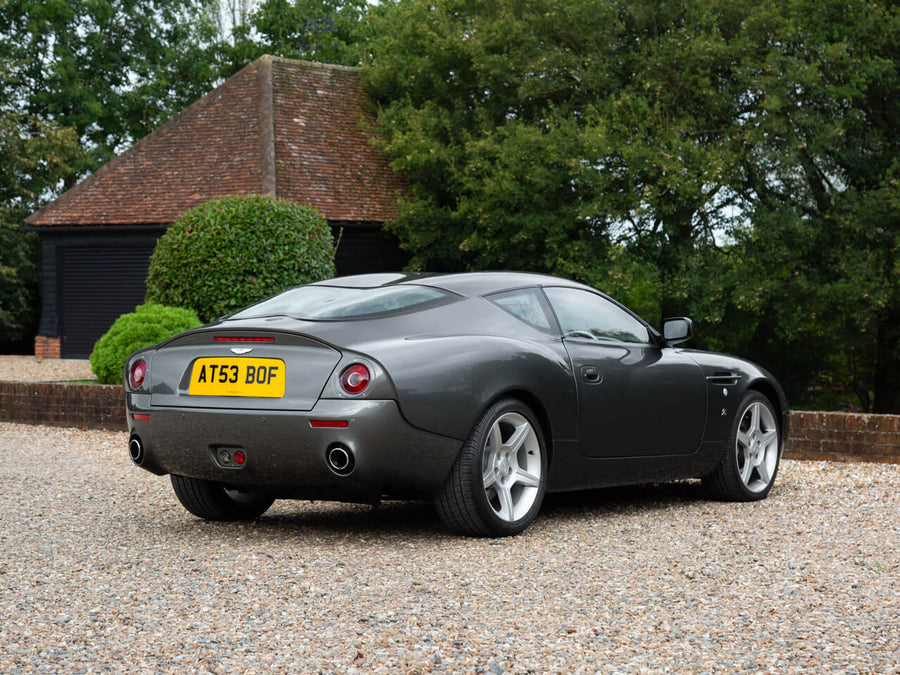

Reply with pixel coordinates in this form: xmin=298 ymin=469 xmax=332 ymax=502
xmin=145 ymin=195 xmax=336 ymax=322
xmin=90 ymin=304 xmax=202 ymax=384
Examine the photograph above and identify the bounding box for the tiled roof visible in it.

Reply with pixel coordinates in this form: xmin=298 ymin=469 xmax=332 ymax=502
xmin=26 ymin=56 xmax=403 ymax=226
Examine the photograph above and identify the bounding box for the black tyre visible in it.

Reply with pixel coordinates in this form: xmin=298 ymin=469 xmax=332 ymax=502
xmin=170 ymin=475 xmax=274 ymax=521
xmin=704 ymin=391 xmax=781 ymax=501
xmin=436 ymin=398 xmax=547 ymax=537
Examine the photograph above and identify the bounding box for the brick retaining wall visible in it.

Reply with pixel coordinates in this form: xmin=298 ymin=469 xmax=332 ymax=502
xmin=0 ymin=381 xmax=126 ymax=431
xmin=785 ymin=410 xmax=899 ymax=464
xmin=0 ymin=381 xmax=897 ymax=463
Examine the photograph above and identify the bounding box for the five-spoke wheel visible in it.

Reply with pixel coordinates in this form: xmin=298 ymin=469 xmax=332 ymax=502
xmin=705 ymin=391 xmax=781 ymax=501
xmin=736 ymin=399 xmax=779 ymax=493
xmin=481 ymin=411 xmax=544 ymax=522
xmin=436 ymin=398 xmax=547 ymax=537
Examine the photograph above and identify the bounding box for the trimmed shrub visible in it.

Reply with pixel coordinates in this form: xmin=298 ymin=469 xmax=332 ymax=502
xmin=145 ymin=195 xmax=336 ymax=322
xmin=90 ymin=304 xmax=202 ymax=384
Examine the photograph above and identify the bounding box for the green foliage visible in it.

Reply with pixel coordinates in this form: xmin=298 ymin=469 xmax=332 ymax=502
xmin=365 ymin=0 xmax=900 ymax=412
xmin=682 ymin=0 xmax=900 ymax=411
xmin=0 ymin=0 xmax=219 ymax=173
xmin=0 ymin=218 xmax=39 ymax=344
xmin=363 ymin=0 xmax=620 ymax=274
xmin=0 ymin=72 xmax=84 ymax=343
xmin=145 ymin=195 xmax=336 ymax=322
xmin=0 ymin=107 xmax=84 ymax=214
xmin=0 ymin=4 xmax=216 ymax=343
xmin=89 ymin=304 xmax=202 ymax=384
xmin=220 ymin=0 xmax=371 ymax=74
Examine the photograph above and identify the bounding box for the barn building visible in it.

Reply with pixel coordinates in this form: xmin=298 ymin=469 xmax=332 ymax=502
xmin=25 ymin=55 xmax=407 ymax=359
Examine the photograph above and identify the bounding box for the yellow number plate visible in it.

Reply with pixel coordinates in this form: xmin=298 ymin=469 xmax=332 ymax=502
xmin=189 ymin=358 xmax=286 ymax=398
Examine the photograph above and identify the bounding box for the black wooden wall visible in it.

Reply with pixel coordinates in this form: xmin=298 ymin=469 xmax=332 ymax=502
xmin=37 ymin=227 xmax=167 ymax=358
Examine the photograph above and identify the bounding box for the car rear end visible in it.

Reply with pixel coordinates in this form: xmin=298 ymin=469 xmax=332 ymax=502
xmin=124 ymin=321 xmax=461 ymax=501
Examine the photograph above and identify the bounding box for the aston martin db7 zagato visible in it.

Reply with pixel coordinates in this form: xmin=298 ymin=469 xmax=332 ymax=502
xmin=125 ymin=272 xmax=788 ymax=536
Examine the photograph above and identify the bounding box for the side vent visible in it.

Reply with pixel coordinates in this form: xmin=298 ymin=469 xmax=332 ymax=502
xmin=707 ymin=372 xmax=741 ymax=386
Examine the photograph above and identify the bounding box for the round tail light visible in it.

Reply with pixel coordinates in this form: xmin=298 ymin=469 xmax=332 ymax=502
xmin=339 ymin=363 xmax=371 ymax=395
xmin=130 ymin=359 xmax=147 ymax=390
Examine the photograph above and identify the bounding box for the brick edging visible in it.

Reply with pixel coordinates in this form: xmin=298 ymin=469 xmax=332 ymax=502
xmin=0 ymin=382 xmax=898 ymax=463
xmin=0 ymin=381 xmax=126 ymax=431
xmin=783 ymin=410 xmax=899 ymax=464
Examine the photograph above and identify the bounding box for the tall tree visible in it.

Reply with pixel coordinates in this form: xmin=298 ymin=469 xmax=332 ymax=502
xmin=720 ymin=0 xmax=900 ymax=412
xmin=223 ymin=0 xmax=371 ymax=72
xmin=362 ymin=0 xmax=623 ymax=274
xmin=363 ymin=0 xmax=900 ymax=411
xmin=0 ymin=78 xmax=83 ymax=343
xmin=0 ymin=0 xmax=220 ymax=344
xmin=0 ymin=0 xmax=220 ymax=174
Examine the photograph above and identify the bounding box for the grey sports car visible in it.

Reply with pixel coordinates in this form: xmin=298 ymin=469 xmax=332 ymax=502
xmin=124 ymin=272 xmax=788 ymax=536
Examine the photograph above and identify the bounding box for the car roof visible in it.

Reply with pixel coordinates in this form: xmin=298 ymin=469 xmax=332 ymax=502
xmin=310 ymin=271 xmax=588 ymax=297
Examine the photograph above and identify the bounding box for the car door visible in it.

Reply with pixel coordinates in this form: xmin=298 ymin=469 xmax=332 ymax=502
xmin=543 ymin=286 xmax=707 ymax=458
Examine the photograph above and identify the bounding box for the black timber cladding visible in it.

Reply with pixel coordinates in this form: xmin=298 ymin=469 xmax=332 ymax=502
xmin=38 ymin=226 xmax=166 ymax=359
xmin=60 ymin=246 xmax=157 ymax=358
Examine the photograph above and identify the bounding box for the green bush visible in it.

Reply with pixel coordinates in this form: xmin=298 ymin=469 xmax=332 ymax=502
xmin=90 ymin=304 xmax=202 ymax=384
xmin=145 ymin=195 xmax=336 ymax=322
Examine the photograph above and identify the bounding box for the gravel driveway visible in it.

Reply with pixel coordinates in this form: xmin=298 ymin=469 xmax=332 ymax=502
xmin=1 ymin=422 xmax=897 ymax=674
xmin=0 ymin=356 xmax=94 ymax=382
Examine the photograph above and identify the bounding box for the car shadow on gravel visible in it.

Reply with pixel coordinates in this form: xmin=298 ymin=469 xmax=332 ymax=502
xmin=169 ymin=480 xmax=711 ymax=541
xmin=187 ymin=499 xmax=452 ymax=543
xmin=541 ymin=479 xmax=709 ymax=518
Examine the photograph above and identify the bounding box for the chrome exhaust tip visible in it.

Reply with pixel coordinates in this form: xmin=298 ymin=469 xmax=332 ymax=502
xmin=129 ymin=436 xmax=145 ymax=465
xmin=326 ymin=445 xmax=355 ymax=476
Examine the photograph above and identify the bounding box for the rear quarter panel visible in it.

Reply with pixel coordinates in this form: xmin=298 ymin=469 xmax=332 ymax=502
xmin=348 ymin=298 xmax=579 ymax=442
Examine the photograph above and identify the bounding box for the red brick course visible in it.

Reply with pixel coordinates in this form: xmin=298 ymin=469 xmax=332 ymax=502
xmin=783 ymin=411 xmax=900 ymax=464
xmin=34 ymin=336 xmax=61 ymax=359
xmin=0 ymin=382 xmax=126 ymax=431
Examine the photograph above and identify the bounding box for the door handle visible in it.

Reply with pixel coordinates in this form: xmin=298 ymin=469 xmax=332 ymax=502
xmin=581 ymin=366 xmax=602 ymax=383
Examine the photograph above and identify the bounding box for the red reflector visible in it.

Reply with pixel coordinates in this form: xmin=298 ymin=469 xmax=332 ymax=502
xmin=214 ymin=336 xmax=275 ymax=342
xmin=132 ymin=413 xmax=150 ymax=421
xmin=233 ymin=450 xmax=246 ymax=465
xmin=310 ymin=420 xmax=349 ymax=428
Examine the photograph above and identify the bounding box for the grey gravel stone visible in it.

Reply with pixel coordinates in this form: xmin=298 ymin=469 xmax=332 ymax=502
xmin=0 ymin=421 xmax=897 ymax=673
xmin=0 ymin=356 xmax=94 ymax=382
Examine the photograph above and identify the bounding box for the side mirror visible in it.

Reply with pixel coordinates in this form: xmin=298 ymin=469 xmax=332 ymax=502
xmin=661 ymin=317 xmax=693 ymax=346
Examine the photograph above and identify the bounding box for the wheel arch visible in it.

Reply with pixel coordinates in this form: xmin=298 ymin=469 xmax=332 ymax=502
xmin=371 ymin=334 xmax=577 ymax=441
xmin=490 ymin=388 xmax=554 ymax=467
xmin=746 ymin=379 xmax=789 ymax=441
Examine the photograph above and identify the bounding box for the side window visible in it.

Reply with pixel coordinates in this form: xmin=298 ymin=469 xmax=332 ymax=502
xmin=487 ymin=287 xmax=555 ymax=332
xmin=544 ymin=287 xmax=650 ymax=344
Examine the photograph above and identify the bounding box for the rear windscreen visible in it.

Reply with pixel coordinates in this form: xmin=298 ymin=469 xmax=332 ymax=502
xmin=231 ymin=284 xmax=455 ymax=320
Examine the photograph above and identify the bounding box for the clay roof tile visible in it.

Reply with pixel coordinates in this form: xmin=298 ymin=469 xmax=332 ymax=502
xmin=26 ymin=56 xmax=403 ymax=226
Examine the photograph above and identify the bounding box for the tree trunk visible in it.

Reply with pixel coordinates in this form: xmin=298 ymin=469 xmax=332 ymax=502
xmin=873 ymin=310 xmax=900 ymax=414
xmin=658 ymin=209 xmax=696 ymax=320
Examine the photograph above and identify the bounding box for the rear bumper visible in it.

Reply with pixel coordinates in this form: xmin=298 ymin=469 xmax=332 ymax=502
xmin=125 ymin=397 xmax=462 ymax=499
